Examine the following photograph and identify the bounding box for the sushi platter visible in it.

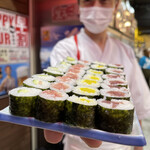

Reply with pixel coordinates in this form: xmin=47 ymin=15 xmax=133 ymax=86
xmin=0 ymin=57 xmax=147 ymax=146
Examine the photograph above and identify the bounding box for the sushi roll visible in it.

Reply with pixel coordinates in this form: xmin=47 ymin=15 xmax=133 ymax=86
xmin=44 ymin=67 xmax=64 ymax=77
xmin=96 ymin=99 xmax=134 ymax=134
xmin=78 ymin=60 xmax=91 ymax=66
xmin=9 ymin=87 xmax=42 ymax=117
xmin=23 ymin=78 xmax=50 ymax=90
xmin=83 ymin=74 xmax=103 ymax=82
xmin=72 ymin=86 xmax=100 ymax=99
xmin=32 ymin=73 xmax=55 ymax=82
xmin=36 ymin=90 xmax=68 ymax=123
xmin=102 ymin=74 xmax=124 ymax=80
xmin=91 ymin=64 xmax=107 ymax=72
xmin=103 ymin=79 xmax=128 ymax=88
xmin=71 ymin=64 xmax=89 ymax=70
xmin=86 ymin=69 xmax=103 ymax=76
xmin=65 ymin=95 xmax=97 ymax=128
xmin=76 ymin=79 xmax=101 ymax=88
xmin=50 ymin=82 xmax=73 ymax=93
xmin=100 ymin=83 xmax=129 ymax=92
xmin=68 ymin=67 xmax=85 ymax=76
xmin=92 ymin=61 xmax=106 ymax=66
xmin=100 ymin=89 xmax=131 ymax=100
xmin=65 ymin=56 xmax=77 ymax=65
xmin=105 ymin=68 xmax=125 ymax=76
xmin=65 ymin=72 xmax=80 ymax=80
xmin=56 ymin=76 xmax=76 ymax=85
xmin=107 ymin=64 xmax=124 ymax=70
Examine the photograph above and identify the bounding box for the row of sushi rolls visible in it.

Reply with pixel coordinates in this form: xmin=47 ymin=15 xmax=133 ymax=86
xmin=9 ymin=57 xmax=134 ymax=134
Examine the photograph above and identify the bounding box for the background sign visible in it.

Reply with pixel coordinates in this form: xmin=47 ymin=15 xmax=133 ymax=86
xmin=0 ymin=9 xmax=29 ymax=96
xmin=51 ymin=4 xmax=79 ymax=22
xmin=40 ymin=25 xmax=83 ymax=70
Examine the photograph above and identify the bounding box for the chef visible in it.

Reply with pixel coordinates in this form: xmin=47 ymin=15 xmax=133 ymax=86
xmin=45 ymin=0 xmax=150 ymax=150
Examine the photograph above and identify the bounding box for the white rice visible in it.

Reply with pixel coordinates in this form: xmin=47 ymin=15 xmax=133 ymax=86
xmin=44 ymin=68 xmax=64 ymax=76
xmin=97 ymin=99 xmax=134 ymax=110
xmin=32 ymin=73 xmax=55 ymax=82
xmin=73 ymin=86 xmax=100 ymax=96
xmin=39 ymin=90 xmax=68 ymax=101
xmin=68 ymin=95 xmax=97 ymax=106
xmin=76 ymin=79 xmax=101 ymax=88
xmin=23 ymin=78 xmax=50 ymax=90
xmin=9 ymin=87 xmax=42 ymax=97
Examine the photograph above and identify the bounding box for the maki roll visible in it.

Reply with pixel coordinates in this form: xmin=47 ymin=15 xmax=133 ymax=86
xmin=107 ymin=64 xmax=124 ymax=70
xmin=68 ymin=67 xmax=85 ymax=76
xmin=65 ymin=95 xmax=97 ymax=128
xmin=96 ymin=99 xmax=134 ymax=134
xmin=102 ymin=74 xmax=124 ymax=80
xmin=65 ymin=72 xmax=80 ymax=80
xmin=72 ymin=86 xmax=100 ymax=99
xmin=50 ymin=82 xmax=73 ymax=93
xmin=103 ymin=79 xmax=128 ymax=88
xmin=86 ymin=69 xmax=103 ymax=76
xmin=78 ymin=60 xmax=91 ymax=66
xmin=100 ymin=83 xmax=129 ymax=92
xmin=32 ymin=73 xmax=55 ymax=82
xmin=105 ymin=68 xmax=125 ymax=76
xmin=9 ymin=87 xmax=42 ymax=117
xmin=91 ymin=64 xmax=107 ymax=72
xmin=92 ymin=61 xmax=106 ymax=66
xmin=44 ymin=67 xmax=64 ymax=77
xmin=76 ymin=79 xmax=101 ymax=88
xmin=23 ymin=78 xmax=50 ymax=90
xmin=56 ymin=76 xmax=76 ymax=85
xmin=100 ymin=89 xmax=131 ymax=100
xmin=83 ymin=74 xmax=103 ymax=82
xmin=36 ymin=90 xmax=68 ymax=123
xmin=65 ymin=56 xmax=77 ymax=65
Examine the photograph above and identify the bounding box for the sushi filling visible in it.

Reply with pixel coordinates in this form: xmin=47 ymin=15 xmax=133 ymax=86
xmin=73 ymin=86 xmax=100 ymax=96
xmin=50 ymin=82 xmax=73 ymax=93
xmin=39 ymin=90 xmax=68 ymax=101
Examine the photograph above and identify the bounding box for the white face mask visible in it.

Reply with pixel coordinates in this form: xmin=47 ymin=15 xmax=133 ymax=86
xmin=79 ymin=7 xmax=114 ymax=34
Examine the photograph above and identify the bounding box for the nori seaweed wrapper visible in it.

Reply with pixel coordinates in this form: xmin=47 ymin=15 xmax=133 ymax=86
xmin=96 ymin=104 xmax=134 ymax=134
xmin=9 ymin=94 xmax=37 ymax=117
xmin=35 ymin=96 xmax=65 ymax=123
xmin=65 ymin=98 xmax=96 ymax=128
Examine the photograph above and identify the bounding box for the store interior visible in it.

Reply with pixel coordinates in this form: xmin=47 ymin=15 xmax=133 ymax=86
xmin=0 ymin=0 xmax=150 ymax=150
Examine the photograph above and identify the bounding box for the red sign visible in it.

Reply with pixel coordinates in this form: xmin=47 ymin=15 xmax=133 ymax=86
xmin=0 ymin=10 xmax=29 ymax=47
xmin=51 ymin=4 xmax=79 ymax=22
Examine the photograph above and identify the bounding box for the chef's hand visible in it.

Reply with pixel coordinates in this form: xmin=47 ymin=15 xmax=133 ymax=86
xmin=44 ymin=130 xmax=102 ymax=148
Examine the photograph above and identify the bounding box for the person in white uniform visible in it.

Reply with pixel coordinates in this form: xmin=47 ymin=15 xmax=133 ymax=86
xmin=44 ymin=0 xmax=150 ymax=150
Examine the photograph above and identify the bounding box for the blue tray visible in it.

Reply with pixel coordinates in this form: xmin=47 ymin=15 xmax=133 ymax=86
xmin=0 ymin=107 xmax=146 ymax=146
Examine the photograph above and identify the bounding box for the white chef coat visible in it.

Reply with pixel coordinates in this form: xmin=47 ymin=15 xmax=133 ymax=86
xmin=50 ymin=28 xmax=150 ymax=150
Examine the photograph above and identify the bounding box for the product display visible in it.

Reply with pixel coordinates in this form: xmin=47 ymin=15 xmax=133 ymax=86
xmin=8 ymin=57 xmax=135 ymax=134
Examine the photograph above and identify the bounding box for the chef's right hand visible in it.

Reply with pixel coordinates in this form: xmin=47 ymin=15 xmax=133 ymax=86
xmin=44 ymin=130 xmax=102 ymax=148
